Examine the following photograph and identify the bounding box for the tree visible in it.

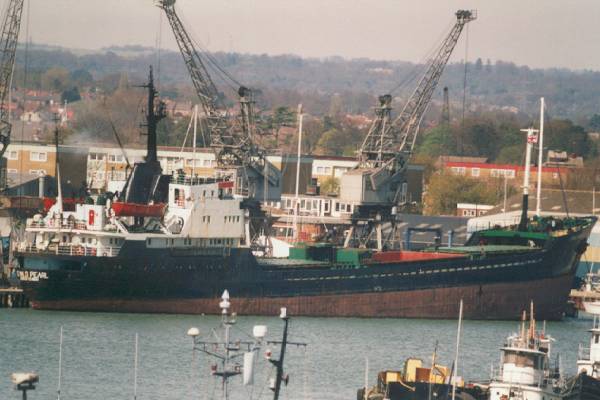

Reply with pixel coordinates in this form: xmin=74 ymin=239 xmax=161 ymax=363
xmin=545 ymin=119 xmax=593 ymax=157
xmin=315 ymin=128 xmax=345 ymax=156
xmin=475 ymin=58 xmax=483 ymax=72
xmin=320 ymin=176 xmax=340 ymax=195
xmin=590 ymin=114 xmax=600 ymax=131
xmin=41 ymin=67 xmax=71 ymax=92
xmin=416 ymin=125 xmax=454 ymax=157
xmin=61 ymin=87 xmax=81 ymax=103
xmin=70 ymin=69 xmax=94 ymax=87
xmin=424 ymin=172 xmax=499 ymax=215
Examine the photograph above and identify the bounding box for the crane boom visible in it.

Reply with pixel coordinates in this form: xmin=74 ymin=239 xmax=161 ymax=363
xmin=0 ymin=0 xmax=25 ymax=159
xmin=157 ymin=0 xmax=260 ymax=170
xmin=342 ymin=10 xmax=476 ymax=250
xmin=359 ymin=10 xmax=476 ymax=178
xmin=157 ymin=0 xmax=224 ymax=136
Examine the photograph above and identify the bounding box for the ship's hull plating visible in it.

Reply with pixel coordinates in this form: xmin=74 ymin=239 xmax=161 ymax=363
xmin=16 ymin=222 xmax=593 ymax=320
xmin=29 ymin=274 xmax=572 ymax=320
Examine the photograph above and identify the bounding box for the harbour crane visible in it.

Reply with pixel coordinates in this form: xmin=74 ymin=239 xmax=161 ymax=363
xmin=342 ymin=10 xmax=476 ymax=250
xmin=0 ymin=0 xmax=25 ymax=165
xmin=157 ymin=0 xmax=280 ymax=202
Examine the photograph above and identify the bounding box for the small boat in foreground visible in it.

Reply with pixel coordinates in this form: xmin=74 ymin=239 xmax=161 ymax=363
xmin=487 ymin=306 xmax=563 ymax=400
xmin=561 ymin=317 xmax=600 ymax=400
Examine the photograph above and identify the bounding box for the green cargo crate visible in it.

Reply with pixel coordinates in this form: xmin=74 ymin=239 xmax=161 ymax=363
xmin=336 ymin=248 xmax=371 ymax=265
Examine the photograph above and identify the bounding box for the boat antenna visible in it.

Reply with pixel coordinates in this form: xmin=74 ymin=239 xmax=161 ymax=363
xmin=57 ymin=326 xmax=63 ymax=400
xmin=529 ymin=301 xmax=535 ymax=342
xmin=363 ymin=357 xmax=369 ymax=400
xmin=428 ymin=340 xmax=438 ymax=400
xmin=451 ymin=299 xmax=463 ymax=400
xmin=134 ymin=333 xmax=139 ymax=400
xmin=267 ymin=307 xmax=307 ymax=400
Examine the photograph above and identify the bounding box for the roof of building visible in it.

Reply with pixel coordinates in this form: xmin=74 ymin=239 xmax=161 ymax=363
xmin=485 ymin=188 xmax=598 ymax=217
xmin=437 ymin=155 xmax=488 ymax=164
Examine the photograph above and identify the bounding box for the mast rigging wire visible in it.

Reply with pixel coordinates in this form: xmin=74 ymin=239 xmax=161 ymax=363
xmin=388 ymin=18 xmax=455 ymax=96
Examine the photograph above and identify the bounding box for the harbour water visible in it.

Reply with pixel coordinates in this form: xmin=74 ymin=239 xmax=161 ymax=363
xmin=1 ymin=309 xmax=593 ymax=400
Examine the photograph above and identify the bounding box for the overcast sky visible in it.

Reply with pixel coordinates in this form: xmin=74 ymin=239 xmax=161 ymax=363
xmin=18 ymin=0 xmax=600 ymax=70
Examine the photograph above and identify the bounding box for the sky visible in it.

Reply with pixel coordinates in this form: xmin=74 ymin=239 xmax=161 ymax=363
xmin=17 ymin=0 xmax=600 ymax=70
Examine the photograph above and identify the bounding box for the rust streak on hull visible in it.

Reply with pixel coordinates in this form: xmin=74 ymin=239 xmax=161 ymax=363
xmin=31 ymin=274 xmax=573 ymax=320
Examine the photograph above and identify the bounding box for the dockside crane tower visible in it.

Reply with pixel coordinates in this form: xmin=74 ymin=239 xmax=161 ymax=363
xmin=157 ymin=0 xmax=281 ymax=203
xmin=0 ymin=0 xmax=25 ymax=187
xmin=342 ymin=10 xmax=476 ymax=250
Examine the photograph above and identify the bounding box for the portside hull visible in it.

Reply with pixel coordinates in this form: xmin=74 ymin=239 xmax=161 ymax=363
xmin=17 ymin=222 xmax=593 ymax=320
xmin=29 ymin=273 xmax=572 ymax=320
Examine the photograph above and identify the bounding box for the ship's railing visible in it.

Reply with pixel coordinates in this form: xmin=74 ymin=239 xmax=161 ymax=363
xmin=490 ymin=366 xmax=549 ymax=388
xmin=579 ymin=344 xmax=591 ymax=361
xmin=18 ymin=244 xmax=121 ymax=257
xmin=172 ymin=175 xmax=231 ymax=186
xmin=27 ymin=219 xmax=117 ymax=232
xmin=28 ymin=219 xmax=89 ymax=231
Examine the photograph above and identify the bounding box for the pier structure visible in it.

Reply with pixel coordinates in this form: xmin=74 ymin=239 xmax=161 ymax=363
xmin=0 ymin=287 xmax=29 ymax=308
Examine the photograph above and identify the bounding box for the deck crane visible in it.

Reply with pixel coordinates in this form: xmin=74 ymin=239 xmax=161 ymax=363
xmin=342 ymin=10 xmax=476 ymax=250
xmin=156 ymin=0 xmax=280 ymax=202
xmin=0 ymin=0 xmax=25 ymax=184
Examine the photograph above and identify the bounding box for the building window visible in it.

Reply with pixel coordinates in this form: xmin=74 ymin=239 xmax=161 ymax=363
xmin=471 ymin=168 xmax=480 ymax=177
xmin=29 ymin=169 xmax=46 ymax=176
xmin=30 ymin=151 xmax=47 ymax=162
xmin=4 ymin=150 xmax=17 ymax=160
xmin=451 ymin=166 xmax=466 ymax=175
xmin=6 ymin=168 xmax=16 ymax=173
xmin=491 ymin=169 xmax=515 ymax=179
xmin=89 ymin=153 xmax=105 ymax=161
xmin=108 ymin=154 xmax=124 ymax=163
xmin=316 ymin=166 xmax=324 ymax=174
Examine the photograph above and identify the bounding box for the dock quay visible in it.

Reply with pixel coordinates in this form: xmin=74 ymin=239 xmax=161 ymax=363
xmin=0 ymin=287 xmax=29 ymax=308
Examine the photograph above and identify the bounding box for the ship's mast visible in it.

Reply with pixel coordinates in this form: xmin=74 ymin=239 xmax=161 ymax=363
xmin=141 ymin=66 xmax=166 ymax=163
xmin=519 ymin=127 xmax=539 ymax=231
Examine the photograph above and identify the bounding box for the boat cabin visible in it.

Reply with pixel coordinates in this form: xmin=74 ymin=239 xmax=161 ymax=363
xmin=577 ymin=316 xmax=600 ymax=378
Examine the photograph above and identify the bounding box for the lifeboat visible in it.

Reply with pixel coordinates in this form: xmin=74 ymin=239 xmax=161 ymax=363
xmin=43 ymin=197 xmax=83 ymax=212
xmin=111 ymin=202 xmax=166 ymax=217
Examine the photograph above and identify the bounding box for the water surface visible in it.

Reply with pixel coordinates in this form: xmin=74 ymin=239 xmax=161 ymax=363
xmin=0 ymin=309 xmax=592 ymax=400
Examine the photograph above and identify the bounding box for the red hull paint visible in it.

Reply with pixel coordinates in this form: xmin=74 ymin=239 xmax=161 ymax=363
xmin=111 ymin=202 xmax=166 ymax=217
xmin=31 ymin=274 xmax=573 ymax=320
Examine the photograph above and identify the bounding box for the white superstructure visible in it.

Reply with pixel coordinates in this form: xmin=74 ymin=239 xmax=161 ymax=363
xmin=577 ymin=316 xmax=600 ymax=378
xmin=16 ymin=177 xmax=248 ymax=259
xmin=489 ymin=308 xmax=562 ymax=400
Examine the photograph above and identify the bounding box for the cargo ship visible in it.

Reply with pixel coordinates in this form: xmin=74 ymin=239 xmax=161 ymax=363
xmin=12 ymin=72 xmax=597 ymax=320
